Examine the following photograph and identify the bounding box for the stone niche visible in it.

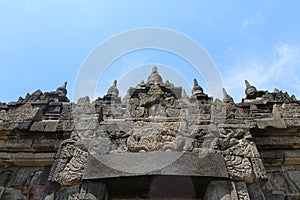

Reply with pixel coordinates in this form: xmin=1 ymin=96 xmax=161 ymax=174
xmin=1 ymin=67 xmax=300 ymax=200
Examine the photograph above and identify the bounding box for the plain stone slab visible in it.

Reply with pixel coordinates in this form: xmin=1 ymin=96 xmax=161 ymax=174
xmin=75 ymin=119 xmax=98 ymax=130
xmin=254 ymin=136 xmax=300 ymax=148
xmin=204 ymin=180 xmax=238 ymax=200
xmin=4 ymin=139 xmax=33 ymax=151
xmin=44 ymin=120 xmax=59 ymax=132
xmin=83 ymin=151 xmax=228 ymax=180
xmin=77 ymin=96 xmax=90 ymax=105
xmin=30 ymin=121 xmax=45 ymax=132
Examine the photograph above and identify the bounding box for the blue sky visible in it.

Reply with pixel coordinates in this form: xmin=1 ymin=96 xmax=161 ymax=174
xmin=1 ymin=1 xmax=300 ymax=102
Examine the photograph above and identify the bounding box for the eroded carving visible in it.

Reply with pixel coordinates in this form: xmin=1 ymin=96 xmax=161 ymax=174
xmin=218 ymin=126 xmax=266 ymax=183
xmin=49 ymin=137 xmax=88 ymax=186
xmin=235 ymin=182 xmax=251 ymax=200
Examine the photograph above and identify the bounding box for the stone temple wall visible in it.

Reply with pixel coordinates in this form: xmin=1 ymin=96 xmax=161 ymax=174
xmin=0 ymin=67 xmax=299 ymax=200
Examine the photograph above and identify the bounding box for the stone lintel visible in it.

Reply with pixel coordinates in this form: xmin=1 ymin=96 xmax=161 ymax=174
xmin=83 ymin=151 xmax=228 ymax=180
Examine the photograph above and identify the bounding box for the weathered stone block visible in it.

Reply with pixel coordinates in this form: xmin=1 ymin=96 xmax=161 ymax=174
xmin=204 ymin=180 xmax=238 ymax=200
xmin=11 ymin=152 xmax=36 ymax=166
xmin=254 ymin=136 xmax=300 ymax=148
xmin=62 ymin=120 xmax=74 ymax=131
xmin=5 ymin=122 xmax=19 ymax=130
xmin=72 ymin=105 xmax=96 ymax=116
xmin=0 ymin=152 xmax=12 ymax=165
xmin=0 ymin=140 xmax=6 ymax=150
xmin=30 ymin=121 xmax=45 ymax=132
xmin=18 ymin=121 xmax=32 ymax=130
xmin=32 ymin=139 xmax=60 ymax=151
xmin=4 ymin=139 xmax=33 ymax=151
xmin=77 ymin=96 xmax=90 ymax=105
xmin=260 ymin=150 xmax=284 ymax=166
xmin=75 ymin=119 xmax=98 ymax=130
xmin=82 ymin=137 xmax=111 ymax=155
xmin=263 ymin=170 xmax=300 ymax=198
xmin=59 ymin=103 xmax=73 ymax=120
xmin=0 ymin=187 xmax=22 ymax=200
xmin=247 ymin=182 xmax=267 ymax=200
xmin=34 ymin=153 xmax=56 ymax=166
xmin=44 ymin=120 xmax=59 ymax=132
xmin=284 ymin=150 xmax=300 ymax=165
xmin=0 ymin=110 xmax=8 ymax=121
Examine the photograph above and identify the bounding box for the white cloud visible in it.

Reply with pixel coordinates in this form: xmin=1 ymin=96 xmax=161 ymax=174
xmin=223 ymin=43 xmax=300 ymax=101
xmin=242 ymin=11 xmax=263 ymax=28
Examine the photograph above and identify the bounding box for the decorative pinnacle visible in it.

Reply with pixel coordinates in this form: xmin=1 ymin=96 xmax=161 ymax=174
xmin=192 ymin=78 xmax=203 ymax=96
xmin=245 ymin=80 xmax=251 ymax=88
xmin=152 ymin=66 xmax=158 ymax=73
xmin=56 ymin=81 xmax=68 ymax=96
xmin=222 ymin=88 xmax=228 ymax=96
xmin=244 ymin=80 xmax=257 ymax=98
xmin=147 ymin=66 xmax=163 ymax=84
xmin=57 ymin=81 xmax=67 ymax=89
xmin=107 ymin=80 xmax=119 ymax=97
xmin=193 ymin=79 xmax=199 ymax=87
xmin=222 ymin=88 xmax=234 ymax=103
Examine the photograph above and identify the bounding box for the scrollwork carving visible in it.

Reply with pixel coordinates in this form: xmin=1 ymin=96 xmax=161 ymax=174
xmin=49 ymin=137 xmax=88 ymax=186
xmin=218 ymin=127 xmax=266 ymax=183
xmin=235 ymin=182 xmax=251 ymax=200
xmin=125 ymin=122 xmax=187 ymax=152
xmin=224 ymin=155 xmax=253 ymax=182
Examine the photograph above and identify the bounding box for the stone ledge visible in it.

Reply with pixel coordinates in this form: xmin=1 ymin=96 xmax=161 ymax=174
xmin=254 ymin=136 xmax=300 ymax=149
xmin=0 ymin=152 xmax=56 ymax=166
xmin=261 ymin=150 xmax=300 ymax=166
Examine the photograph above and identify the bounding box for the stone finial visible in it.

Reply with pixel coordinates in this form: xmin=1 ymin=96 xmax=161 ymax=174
xmin=245 ymin=80 xmax=257 ymax=99
xmin=152 ymin=66 xmax=158 ymax=73
xmin=291 ymin=95 xmax=297 ymax=101
xmin=56 ymin=81 xmax=67 ymax=96
xmin=193 ymin=79 xmax=198 ymax=87
xmin=61 ymin=81 xmax=67 ymax=89
xmin=245 ymin=80 xmax=251 ymax=88
xmin=165 ymin=80 xmax=170 ymax=86
xmin=192 ymin=79 xmax=203 ymax=96
xmin=147 ymin=66 xmax=163 ymax=84
xmin=137 ymin=80 xmax=146 ymax=89
xmin=274 ymin=88 xmax=280 ymax=93
xmin=222 ymin=88 xmax=234 ymax=103
xmin=164 ymin=80 xmax=174 ymax=88
xmin=182 ymin=89 xmax=189 ymax=98
xmin=107 ymin=80 xmax=119 ymax=97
